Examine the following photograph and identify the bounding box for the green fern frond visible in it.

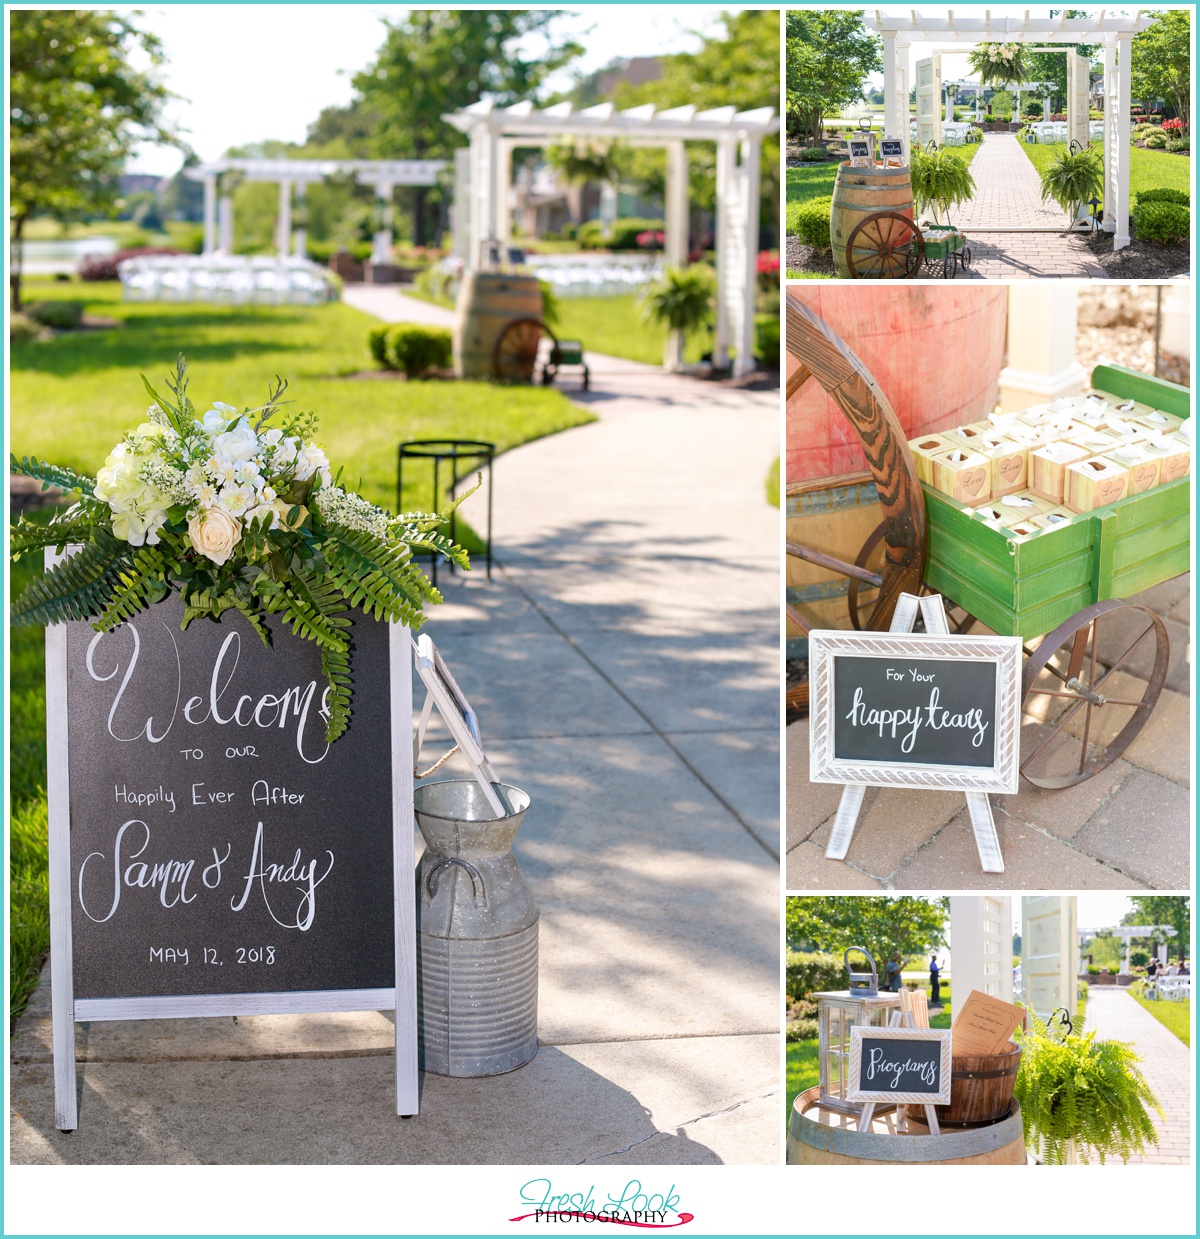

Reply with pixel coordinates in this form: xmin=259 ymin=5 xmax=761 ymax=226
xmin=93 ymin=546 xmax=173 ymax=632
xmin=11 ymin=535 xmax=128 ymax=627
xmin=320 ymin=640 xmax=353 ymax=742
xmin=10 ymin=454 xmax=96 ymax=496
xmin=10 ymin=507 xmax=107 ymax=559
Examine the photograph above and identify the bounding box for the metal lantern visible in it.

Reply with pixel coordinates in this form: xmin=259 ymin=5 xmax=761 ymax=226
xmin=814 ymin=948 xmax=901 ymax=1113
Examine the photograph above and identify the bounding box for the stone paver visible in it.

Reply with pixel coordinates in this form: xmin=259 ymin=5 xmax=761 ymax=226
xmin=952 ymin=135 xmax=1107 ymax=278
xmin=12 ymin=287 xmax=782 ymax=1166
xmin=1084 ymin=988 xmax=1191 ymax=1165
xmin=786 ymin=578 xmax=1191 ymax=891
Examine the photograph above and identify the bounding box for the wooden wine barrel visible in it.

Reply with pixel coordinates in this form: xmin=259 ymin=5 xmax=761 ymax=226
xmin=454 ymin=272 xmax=542 ymax=381
xmin=907 ymin=1043 xmax=1022 ymax=1127
xmin=830 ymin=164 xmax=916 ymax=279
xmin=787 ymin=1088 xmax=1028 ymax=1165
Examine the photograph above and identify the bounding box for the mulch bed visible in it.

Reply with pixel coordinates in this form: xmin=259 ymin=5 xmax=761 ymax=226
xmin=1083 ymin=231 xmax=1190 ymax=279
xmin=785 ymin=234 xmax=836 ymax=278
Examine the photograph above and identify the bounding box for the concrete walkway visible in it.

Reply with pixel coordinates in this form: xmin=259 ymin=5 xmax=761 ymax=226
xmin=954 ymin=135 xmax=1107 ymax=279
xmin=1084 ymin=988 xmax=1191 ymax=1164
xmin=788 ymin=574 xmax=1191 ymax=891
xmin=11 ymin=288 xmax=782 ymax=1165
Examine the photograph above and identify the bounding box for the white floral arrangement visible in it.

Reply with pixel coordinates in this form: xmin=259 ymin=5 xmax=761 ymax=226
xmin=968 ymin=42 xmax=1030 ymax=88
xmin=12 ymin=357 xmax=469 ymax=741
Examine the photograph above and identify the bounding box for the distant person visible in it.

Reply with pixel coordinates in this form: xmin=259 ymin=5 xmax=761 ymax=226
xmin=1167 ymin=960 xmax=1180 ymax=976
xmin=887 ymin=950 xmax=904 ymax=992
xmin=1181 ymin=961 xmax=1190 ymax=976
xmin=929 ymin=954 xmax=941 ymax=1004
xmin=1147 ymin=958 xmax=1159 ymax=980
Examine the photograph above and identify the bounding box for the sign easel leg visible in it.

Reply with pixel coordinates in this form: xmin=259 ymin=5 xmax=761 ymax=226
xmin=856 ymin=1101 xmax=876 ymax=1133
xmin=825 ymin=784 xmax=866 ymax=860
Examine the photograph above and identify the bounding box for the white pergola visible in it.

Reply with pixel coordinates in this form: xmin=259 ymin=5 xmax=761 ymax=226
xmin=185 ymin=158 xmax=447 ymax=262
xmin=1079 ymin=925 xmax=1178 ymax=972
xmin=866 ymin=10 xmax=1156 ymax=248
xmin=444 ymin=99 xmax=779 ymax=375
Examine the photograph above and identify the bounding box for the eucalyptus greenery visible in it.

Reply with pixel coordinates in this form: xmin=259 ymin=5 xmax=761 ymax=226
xmin=1038 ymin=146 xmax=1104 ymax=225
xmin=910 ymin=148 xmax=977 ymax=226
xmin=1014 ymin=1008 xmax=1162 ymax=1165
xmin=10 ymin=358 xmax=470 ymax=743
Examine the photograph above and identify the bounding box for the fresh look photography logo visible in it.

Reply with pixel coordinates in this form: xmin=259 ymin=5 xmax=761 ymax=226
xmin=511 ymin=1179 xmax=692 ymax=1227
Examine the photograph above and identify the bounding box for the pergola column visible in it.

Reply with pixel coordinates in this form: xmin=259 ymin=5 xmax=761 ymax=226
xmin=713 ymin=135 xmax=736 ymax=369
xmin=881 ymin=31 xmax=904 ymax=155
xmin=999 ymin=285 xmax=1086 ymax=411
xmin=1113 ymin=32 xmax=1133 ymax=249
xmin=292 ymin=183 xmax=307 ymax=258
xmin=496 ymin=140 xmax=514 ymax=256
xmin=202 ymin=174 xmax=217 ymax=255
xmin=276 ymin=179 xmax=292 ymax=257
xmin=468 ymin=123 xmax=499 ymax=271
xmin=372 ymin=181 xmax=394 ymax=265
xmin=735 ymin=136 xmax=760 ymax=379
xmin=663 ymin=138 xmax=690 ymax=370
xmin=1102 ymin=39 xmax=1118 ymax=234
xmin=218 ymin=193 xmax=234 ymax=254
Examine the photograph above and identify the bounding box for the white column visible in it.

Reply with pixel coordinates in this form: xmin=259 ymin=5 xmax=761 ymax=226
xmin=599 ymin=181 xmax=618 ymax=240
xmin=497 ymin=140 xmax=514 ymax=256
xmin=734 ymin=136 xmax=760 ymax=380
xmin=662 ymin=138 xmax=690 ymax=371
xmin=372 ymin=181 xmax=394 ymax=265
xmin=1021 ymin=896 xmax=1078 ymax=1021
xmin=218 ymin=194 xmax=234 ymax=254
xmin=452 ymin=146 xmax=472 ymax=264
xmin=950 ymin=896 xmax=1014 ymax=1005
xmin=202 ymin=174 xmax=217 ymax=254
xmin=999 ymin=285 xmax=1087 ymax=411
xmin=945 ymin=83 xmax=954 ymax=123
xmin=1122 ymin=937 xmax=1131 ymax=975
xmin=881 ymin=31 xmax=901 ymax=155
xmin=712 ymin=136 xmax=735 ymax=369
xmin=1102 ymin=39 xmax=1118 ymax=234
xmin=276 ymin=179 xmax=292 ymax=257
xmin=292 ymin=182 xmax=306 ymax=258
xmin=1043 ymin=94 xmax=1051 ymax=122
xmin=470 ymin=124 xmax=500 ymax=269
xmin=1114 ymin=32 xmax=1133 ymax=249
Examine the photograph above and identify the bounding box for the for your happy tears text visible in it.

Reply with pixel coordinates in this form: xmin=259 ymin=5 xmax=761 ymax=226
xmin=845 ymin=683 xmax=989 ymax=753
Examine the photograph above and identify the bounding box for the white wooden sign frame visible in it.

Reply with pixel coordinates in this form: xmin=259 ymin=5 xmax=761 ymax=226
xmin=848 ymin=1025 xmax=952 ymax=1134
xmin=44 ymin=551 xmax=419 ymax=1130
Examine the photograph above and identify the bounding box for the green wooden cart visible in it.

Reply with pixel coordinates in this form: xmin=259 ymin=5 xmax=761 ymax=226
xmin=786 ymin=295 xmax=1191 ymax=789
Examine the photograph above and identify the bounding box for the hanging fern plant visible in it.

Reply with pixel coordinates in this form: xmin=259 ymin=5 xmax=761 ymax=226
xmin=910 ymin=148 xmax=977 ymax=227
xmin=1014 ymin=1008 xmax=1162 ymax=1165
xmin=1039 ymin=146 xmax=1104 ymax=226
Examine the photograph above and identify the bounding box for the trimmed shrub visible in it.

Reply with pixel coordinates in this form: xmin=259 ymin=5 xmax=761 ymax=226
xmin=1137 ymin=187 xmax=1190 ymax=206
xmin=786 ymin=949 xmax=844 ymax=1002
xmin=791 ymin=196 xmax=832 ymax=250
xmin=24 ymin=300 xmax=84 ymax=330
xmin=78 ymin=246 xmax=183 ymax=281
xmin=755 ymin=313 xmax=780 ymax=366
xmin=1142 ymin=131 xmax=1168 ymax=149
xmin=559 ymin=221 xmax=577 ymax=241
xmin=1167 ymin=139 xmax=1190 ymax=153
xmin=388 ymin=325 xmax=453 ymax=377
xmin=800 ymin=146 xmax=828 ymax=162
xmin=368 ymin=326 xmax=392 ymax=368
xmin=1130 ymin=951 xmax=1150 ymax=969
xmin=1133 ymin=200 xmax=1190 ymax=245
xmin=577 ymin=219 xmax=604 ymax=249
xmin=610 ymin=217 xmax=666 ymax=251
xmin=9 ymin=311 xmax=45 ymax=343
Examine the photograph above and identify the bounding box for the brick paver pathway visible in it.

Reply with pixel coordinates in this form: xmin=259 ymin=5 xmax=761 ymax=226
xmin=1084 ymin=987 xmax=1191 ymax=1164
xmin=947 ymin=134 xmax=1106 ymax=279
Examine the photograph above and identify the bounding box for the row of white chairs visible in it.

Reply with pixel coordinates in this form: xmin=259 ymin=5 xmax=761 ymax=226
xmin=119 ymin=255 xmax=340 ymax=305
xmin=1148 ymin=976 xmax=1191 ymax=1001
xmin=529 ymin=259 xmax=661 ymax=298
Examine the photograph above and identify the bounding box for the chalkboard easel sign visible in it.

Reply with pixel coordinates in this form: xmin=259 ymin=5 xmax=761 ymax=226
xmin=848 ymin=1025 xmax=952 ymax=1132
xmin=808 ymin=627 xmax=1021 ymax=795
xmin=879 ymin=137 xmax=905 ymax=164
xmin=45 ymin=553 xmax=418 ymax=1130
xmin=848 ymin=138 xmax=873 ymax=167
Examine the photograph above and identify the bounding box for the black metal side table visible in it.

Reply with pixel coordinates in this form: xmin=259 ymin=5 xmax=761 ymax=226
xmin=396 ymin=439 xmax=494 ymax=586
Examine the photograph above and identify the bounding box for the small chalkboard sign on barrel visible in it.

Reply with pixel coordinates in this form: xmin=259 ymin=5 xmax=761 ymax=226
xmin=848 ymin=1026 xmax=952 ymax=1104
xmin=45 ymin=574 xmax=419 ymax=1129
xmin=807 ymin=628 xmax=1022 ymax=794
xmin=879 ymin=138 xmax=905 ymax=162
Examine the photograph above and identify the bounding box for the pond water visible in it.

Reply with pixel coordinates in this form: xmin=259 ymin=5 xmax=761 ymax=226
xmin=14 ymin=236 xmax=118 ymax=275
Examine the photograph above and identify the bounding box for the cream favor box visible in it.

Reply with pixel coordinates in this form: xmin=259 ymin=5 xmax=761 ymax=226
xmin=909 ymin=433 xmax=960 ymax=484
xmin=1144 ymin=432 xmax=1192 ymax=484
xmin=973 ymin=436 xmax=1028 ymax=497
xmin=930 ymin=447 xmax=991 ymax=504
xmin=1064 ymin=456 xmax=1129 ymax=512
xmin=1029 ymin=441 xmax=1092 ymax=503
xmin=1107 ymin=443 xmax=1162 ymax=494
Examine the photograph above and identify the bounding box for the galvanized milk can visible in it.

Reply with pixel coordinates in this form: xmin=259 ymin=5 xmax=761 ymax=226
xmin=414 ymin=779 xmax=538 ymax=1076
xmin=844 ymin=946 xmax=879 ymax=997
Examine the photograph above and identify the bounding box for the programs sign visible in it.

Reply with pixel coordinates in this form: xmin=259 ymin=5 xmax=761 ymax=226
xmin=807 ymin=629 xmax=1021 ymax=794
xmin=847 ymin=1027 xmax=952 ymax=1105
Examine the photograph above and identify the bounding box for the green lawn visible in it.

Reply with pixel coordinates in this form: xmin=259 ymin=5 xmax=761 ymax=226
xmin=1017 ymin=140 xmax=1190 ymax=212
xmin=1131 ymin=996 xmax=1191 ymax=1047
xmin=8 ymin=278 xmax=595 ymax=1022
xmin=785 ymin=1039 xmax=820 ymax=1123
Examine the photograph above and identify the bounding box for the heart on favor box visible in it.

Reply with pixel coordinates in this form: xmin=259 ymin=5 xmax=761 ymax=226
xmin=1134 ymin=465 xmax=1157 ymax=492
xmin=959 ymin=467 xmax=987 ymax=498
xmin=1164 ymin=457 xmax=1190 ymax=481
xmin=1096 ymin=478 xmax=1126 ymax=506
xmin=999 ymin=455 xmax=1024 ymax=483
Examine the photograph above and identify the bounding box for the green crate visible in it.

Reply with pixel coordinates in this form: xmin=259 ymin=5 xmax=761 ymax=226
xmin=922 ymin=374 xmax=1191 ymax=639
xmin=921 ymin=227 xmax=965 ymax=260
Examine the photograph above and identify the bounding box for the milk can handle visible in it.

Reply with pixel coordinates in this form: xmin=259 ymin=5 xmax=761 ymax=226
xmin=425 ymin=857 xmax=487 ymax=906
xmin=844 ymin=946 xmax=877 ymax=976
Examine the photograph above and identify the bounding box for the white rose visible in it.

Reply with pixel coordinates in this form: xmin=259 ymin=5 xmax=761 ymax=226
xmin=261 ymin=427 xmax=284 ymax=447
xmin=273 ymin=437 xmax=299 ymax=468
xmin=188 ymin=507 xmax=243 ymax=565
xmin=213 ymin=419 xmax=260 ymax=462
xmin=294 ymin=442 xmax=329 ymax=482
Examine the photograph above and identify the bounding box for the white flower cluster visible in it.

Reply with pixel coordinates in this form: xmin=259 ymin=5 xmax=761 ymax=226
xmin=96 ymin=401 xmax=333 ymax=565
xmin=980 ymin=42 xmax=1021 ymax=63
xmin=313 ymin=486 xmax=390 ymax=540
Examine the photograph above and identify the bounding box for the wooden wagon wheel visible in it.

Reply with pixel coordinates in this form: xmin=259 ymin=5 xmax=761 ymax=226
xmin=785 ymin=294 xmax=927 ymax=638
xmin=1019 ymin=600 xmax=1169 ymax=789
xmin=845 ymin=211 xmax=925 ymax=280
xmin=493 ymin=316 xmax=556 ymax=384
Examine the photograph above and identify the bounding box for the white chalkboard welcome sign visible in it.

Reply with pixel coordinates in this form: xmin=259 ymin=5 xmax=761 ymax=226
xmin=808 ymin=628 xmax=1022 ymax=794
xmin=45 ymin=568 xmax=418 ymax=1130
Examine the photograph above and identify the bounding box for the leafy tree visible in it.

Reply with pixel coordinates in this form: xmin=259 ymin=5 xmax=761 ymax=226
xmin=786 ymin=896 xmax=949 ymax=967
xmin=350 ymin=11 xmax=583 ymax=245
xmin=9 ymin=9 xmax=175 ymax=307
xmin=1019 ymin=11 xmax=1098 ymax=111
xmin=1123 ymin=896 xmax=1191 ymax=960
xmin=786 ymin=10 xmax=881 ymax=144
xmin=1131 ymin=10 xmax=1191 ymax=128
